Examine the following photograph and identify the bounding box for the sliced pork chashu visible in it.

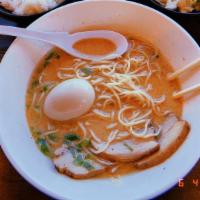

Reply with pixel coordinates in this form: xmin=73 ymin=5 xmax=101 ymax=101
xmin=135 ymin=114 xmax=190 ymax=169
xmin=54 ymin=144 xmax=106 ymax=179
xmin=92 ymin=138 xmax=159 ymax=162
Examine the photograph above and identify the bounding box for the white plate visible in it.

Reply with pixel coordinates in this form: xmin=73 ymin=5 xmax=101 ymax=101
xmin=0 ymin=1 xmax=200 ymax=200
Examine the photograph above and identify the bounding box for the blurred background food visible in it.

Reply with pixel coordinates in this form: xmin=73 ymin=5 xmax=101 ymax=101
xmin=155 ymin=0 xmax=200 ymax=13
xmin=0 ymin=0 xmax=65 ymax=16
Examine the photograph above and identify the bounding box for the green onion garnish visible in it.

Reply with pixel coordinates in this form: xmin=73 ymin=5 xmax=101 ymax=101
xmin=43 ymin=51 xmax=60 ymax=67
xmin=80 ymin=68 xmax=92 ymax=77
xmin=48 ymin=133 xmax=57 ymax=141
xmin=31 ymin=79 xmax=39 ymax=89
xmin=64 ymin=133 xmax=80 ymax=141
xmin=37 ymin=138 xmax=50 ymax=155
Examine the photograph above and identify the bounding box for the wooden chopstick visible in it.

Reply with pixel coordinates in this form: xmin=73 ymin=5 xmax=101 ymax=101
xmin=173 ymin=83 xmax=200 ymax=99
xmin=167 ymin=57 xmax=200 ymax=81
xmin=166 ymin=57 xmax=200 ymax=98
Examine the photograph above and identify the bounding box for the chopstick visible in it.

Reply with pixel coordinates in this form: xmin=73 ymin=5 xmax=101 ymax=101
xmin=173 ymin=83 xmax=200 ymax=99
xmin=166 ymin=57 xmax=200 ymax=99
xmin=167 ymin=57 xmax=200 ymax=81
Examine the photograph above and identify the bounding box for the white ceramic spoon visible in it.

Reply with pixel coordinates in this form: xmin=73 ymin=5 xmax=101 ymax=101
xmin=0 ymin=25 xmax=128 ymax=60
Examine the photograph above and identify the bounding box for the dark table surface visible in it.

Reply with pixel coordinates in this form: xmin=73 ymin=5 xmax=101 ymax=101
xmin=0 ymin=1 xmax=199 ymax=200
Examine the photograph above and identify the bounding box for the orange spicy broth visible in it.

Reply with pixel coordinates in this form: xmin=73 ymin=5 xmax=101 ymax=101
xmin=73 ymin=38 xmax=116 ymax=56
xmin=26 ymin=36 xmax=183 ymax=178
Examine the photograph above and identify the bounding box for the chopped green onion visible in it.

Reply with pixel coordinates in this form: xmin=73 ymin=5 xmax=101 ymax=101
xmin=85 ymin=153 xmax=93 ymax=160
xmin=42 ymin=85 xmax=49 ymax=92
xmin=46 ymin=51 xmax=60 ymax=60
xmin=80 ymin=68 xmax=92 ymax=77
xmin=43 ymin=51 xmax=60 ymax=67
xmin=68 ymin=146 xmax=77 ymax=158
xmin=82 ymin=161 xmax=95 ymax=170
xmin=37 ymin=138 xmax=50 ymax=155
xmin=73 ymin=154 xmax=84 ymax=166
xmin=30 ymin=127 xmax=41 ymax=138
xmin=63 ymin=134 xmax=94 ymax=170
xmin=43 ymin=60 xmax=50 ymax=68
xmin=64 ymin=133 xmax=80 ymax=141
xmin=73 ymin=153 xmax=95 ymax=171
xmin=45 ymin=52 xmax=54 ymax=60
xmin=77 ymin=139 xmax=91 ymax=149
xmin=47 ymin=133 xmax=57 ymax=141
xmin=31 ymin=79 xmax=39 ymax=88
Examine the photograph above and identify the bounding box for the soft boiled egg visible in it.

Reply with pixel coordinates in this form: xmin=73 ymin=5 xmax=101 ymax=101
xmin=43 ymin=78 xmax=95 ymax=121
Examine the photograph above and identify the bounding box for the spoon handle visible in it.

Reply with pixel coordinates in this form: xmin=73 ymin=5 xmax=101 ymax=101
xmin=0 ymin=25 xmax=60 ymax=45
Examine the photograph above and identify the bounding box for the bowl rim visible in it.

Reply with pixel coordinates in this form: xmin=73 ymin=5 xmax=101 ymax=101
xmin=0 ymin=1 xmax=200 ymax=200
xmin=150 ymin=0 xmax=200 ymax=15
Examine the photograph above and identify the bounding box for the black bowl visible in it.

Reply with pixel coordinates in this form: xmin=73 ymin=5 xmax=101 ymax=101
xmin=150 ymin=0 xmax=200 ymax=16
xmin=0 ymin=0 xmax=76 ymax=21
